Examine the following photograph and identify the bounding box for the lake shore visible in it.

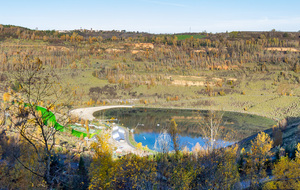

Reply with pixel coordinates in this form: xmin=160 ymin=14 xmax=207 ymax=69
xmin=70 ymin=105 xmax=133 ymax=120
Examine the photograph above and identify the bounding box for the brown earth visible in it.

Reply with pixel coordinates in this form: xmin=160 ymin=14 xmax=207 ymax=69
xmin=171 ymin=76 xmax=237 ymax=86
xmin=105 ymin=48 xmax=125 ymax=53
xmin=265 ymin=47 xmax=299 ymax=52
xmin=134 ymin=43 xmax=154 ymax=49
xmin=131 ymin=50 xmax=145 ymax=54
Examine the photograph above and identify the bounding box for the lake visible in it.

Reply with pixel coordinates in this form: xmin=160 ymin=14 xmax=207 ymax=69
xmin=94 ymin=108 xmax=276 ymax=151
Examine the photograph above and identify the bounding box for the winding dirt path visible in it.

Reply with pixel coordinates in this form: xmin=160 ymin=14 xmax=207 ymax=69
xmin=70 ymin=105 xmax=133 ymax=120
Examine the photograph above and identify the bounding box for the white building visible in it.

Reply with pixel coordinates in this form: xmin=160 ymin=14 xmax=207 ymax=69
xmin=112 ymin=126 xmax=125 ymax=141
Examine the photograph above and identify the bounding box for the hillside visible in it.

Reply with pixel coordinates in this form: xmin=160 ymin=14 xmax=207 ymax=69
xmin=1 ymin=25 xmax=300 ymax=189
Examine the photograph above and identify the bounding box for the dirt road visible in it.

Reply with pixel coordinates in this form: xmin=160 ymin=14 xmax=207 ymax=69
xmin=70 ymin=105 xmax=133 ymax=120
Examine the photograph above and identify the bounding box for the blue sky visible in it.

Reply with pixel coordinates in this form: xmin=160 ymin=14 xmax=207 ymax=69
xmin=1 ymin=0 xmax=299 ymax=33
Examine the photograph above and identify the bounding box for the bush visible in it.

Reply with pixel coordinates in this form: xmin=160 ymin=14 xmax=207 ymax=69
xmin=218 ymin=91 xmax=226 ymax=96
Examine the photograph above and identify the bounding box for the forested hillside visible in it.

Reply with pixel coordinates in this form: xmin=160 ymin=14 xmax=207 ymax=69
xmin=1 ymin=25 xmax=300 ymax=189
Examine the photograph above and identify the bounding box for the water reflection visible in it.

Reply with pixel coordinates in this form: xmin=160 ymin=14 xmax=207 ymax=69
xmin=94 ymin=108 xmax=276 ymax=151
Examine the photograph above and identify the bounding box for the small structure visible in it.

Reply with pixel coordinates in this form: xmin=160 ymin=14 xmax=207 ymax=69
xmin=94 ymin=126 xmax=105 ymax=129
xmin=112 ymin=126 xmax=125 ymax=141
xmin=115 ymin=146 xmax=124 ymax=154
xmin=112 ymin=126 xmax=119 ymax=131
xmin=115 ymin=149 xmax=123 ymax=154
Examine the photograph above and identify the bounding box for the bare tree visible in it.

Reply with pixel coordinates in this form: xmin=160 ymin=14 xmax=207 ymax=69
xmin=3 ymin=56 xmax=74 ymax=187
xmin=199 ymin=110 xmax=224 ymax=151
xmin=154 ymin=129 xmax=171 ymax=153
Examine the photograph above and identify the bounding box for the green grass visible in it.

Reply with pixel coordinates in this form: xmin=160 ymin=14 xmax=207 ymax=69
xmin=128 ymin=132 xmax=138 ymax=147
xmin=2 ymin=38 xmax=49 ymax=45
xmin=176 ymin=34 xmax=206 ymax=40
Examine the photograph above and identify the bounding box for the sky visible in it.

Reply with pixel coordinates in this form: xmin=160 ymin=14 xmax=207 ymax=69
xmin=1 ymin=0 xmax=300 ymax=33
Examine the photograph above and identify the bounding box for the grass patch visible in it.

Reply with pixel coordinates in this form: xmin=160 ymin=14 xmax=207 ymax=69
xmin=128 ymin=132 xmax=138 ymax=147
xmin=176 ymin=34 xmax=206 ymax=40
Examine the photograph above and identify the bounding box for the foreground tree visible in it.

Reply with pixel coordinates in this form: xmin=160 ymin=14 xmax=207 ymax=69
xmin=0 ymin=131 xmax=47 ymax=188
xmin=244 ymin=132 xmax=273 ymax=189
xmin=2 ymin=56 xmax=73 ymax=188
xmin=264 ymin=143 xmax=300 ymax=189
xmin=215 ymin=145 xmax=240 ymax=189
xmin=89 ymin=134 xmax=115 ymax=189
xmin=113 ymin=154 xmax=157 ymax=189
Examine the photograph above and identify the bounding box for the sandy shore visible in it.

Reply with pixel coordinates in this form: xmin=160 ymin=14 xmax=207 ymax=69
xmin=70 ymin=105 xmax=133 ymax=120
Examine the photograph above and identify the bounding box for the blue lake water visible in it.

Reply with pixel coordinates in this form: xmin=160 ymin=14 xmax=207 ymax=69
xmin=134 ymin=132 xmax=234 ymax=151
xmin=94 ymin=108 xmax=276 ymax=151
